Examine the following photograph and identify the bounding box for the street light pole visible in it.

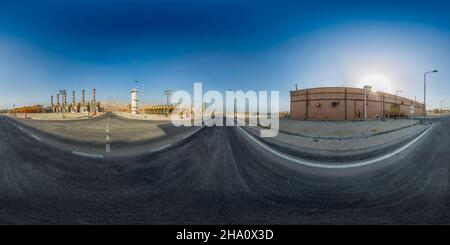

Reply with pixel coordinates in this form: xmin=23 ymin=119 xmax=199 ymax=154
xmin=441 ymin=99 xmax=445 ymax=117
xmin=227 ymin=89 xmax=237 ymax=124
xmin=424 ymin=70 xmax=438 ymax=122
xmin=381 ymin=91 xmax=384 ymax=120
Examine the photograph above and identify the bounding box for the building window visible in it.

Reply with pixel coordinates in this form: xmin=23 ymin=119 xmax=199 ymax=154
xmin=331 ymin=101 xmax=339 ymax=107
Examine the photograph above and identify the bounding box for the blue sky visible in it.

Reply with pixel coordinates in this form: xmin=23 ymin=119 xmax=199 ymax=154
xmin=0 ymin=0 xmax=449 ymax=110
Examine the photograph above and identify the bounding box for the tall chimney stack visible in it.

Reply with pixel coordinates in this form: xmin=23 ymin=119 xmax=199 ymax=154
xmin=63 ymin=90 xmax=67 ymax=106
xmin=81 ymin=89 xmax=85 ymax=104
xmin=72 ymin=90 xmax=76 ymax=105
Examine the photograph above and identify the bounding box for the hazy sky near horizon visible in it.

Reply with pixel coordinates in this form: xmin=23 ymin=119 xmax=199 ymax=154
xmin=0 ymin=0 xmax=449 ymax=110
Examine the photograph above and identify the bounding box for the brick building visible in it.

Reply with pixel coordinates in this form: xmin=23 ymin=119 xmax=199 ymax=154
xmin=290 ymin=87 xmax=424 ymax=120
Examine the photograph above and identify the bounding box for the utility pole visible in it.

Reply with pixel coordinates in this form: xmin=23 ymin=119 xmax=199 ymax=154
xmin=164 ymin=90 xmax=172 ymax=106
xmin=380 ymin=91 xmax=384 ymax=120
xmin=227 ymin=89 xmax=237 ymax=124
xmin=424 ymin=70 xmax=438 ymax=123
xmin=92 ymin=88 xmax=96 ymax=115
xmin=441 ymin=99 xmax=445 ymax=117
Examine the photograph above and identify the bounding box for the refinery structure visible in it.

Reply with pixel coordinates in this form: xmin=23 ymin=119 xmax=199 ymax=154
xmin=49 ymin=88 xmax=102 ymax=115
xmin=4 ymin=84 xmax=179 ymax=116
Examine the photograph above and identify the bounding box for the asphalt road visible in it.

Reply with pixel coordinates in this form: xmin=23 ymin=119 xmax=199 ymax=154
xmin=4 ymin=113 xmax=198 ymax=157
xmin=0 ymin=114 xmax=448 ymax=224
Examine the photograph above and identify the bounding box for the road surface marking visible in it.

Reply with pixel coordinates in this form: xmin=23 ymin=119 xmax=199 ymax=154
xmin=150 ymin=144 xmax=172 ymax=153
xmin=106 ymin=135 xmax=110 ymax=141
xmin=237 ymin=124 xmax=434 ymax=169
xmin=182 ymin=126 xmax=204 ymax=140
xmin=72 ymin=151 xmax=104 ymax=159
xmin=105 ymin=144 xmax=111 ymax=153
xmin=30 ymin=134 xmax=42 ymax=141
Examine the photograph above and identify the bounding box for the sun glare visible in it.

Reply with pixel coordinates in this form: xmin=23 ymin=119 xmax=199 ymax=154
xmin=358 ymin=73 xmax=394 ymax=93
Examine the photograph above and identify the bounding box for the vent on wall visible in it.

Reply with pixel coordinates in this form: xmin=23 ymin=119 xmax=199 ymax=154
xmin=332 ymin=101 xmax=339 ymax=107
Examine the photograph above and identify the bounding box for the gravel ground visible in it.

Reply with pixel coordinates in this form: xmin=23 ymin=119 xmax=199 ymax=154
xmin=278 ymin=118 xmax=421 ymax=138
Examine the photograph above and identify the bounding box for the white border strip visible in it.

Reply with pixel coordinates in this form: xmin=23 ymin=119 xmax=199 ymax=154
xmin=237 ymin=124 xmax=434 ymax=169
xmin=30 ymin=134 xmax=42 ymax=141
xmin=72 ymin=151 xmax=104 ymax=159
xmin=182 ymin=126 xmax=205 ymax=140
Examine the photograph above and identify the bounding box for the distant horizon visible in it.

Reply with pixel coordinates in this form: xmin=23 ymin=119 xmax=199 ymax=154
xmin=1 ymin=84 xmax=439 ymax=111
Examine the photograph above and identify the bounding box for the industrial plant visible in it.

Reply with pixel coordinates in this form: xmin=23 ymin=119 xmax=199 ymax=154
xmin=126 ymin=86 xmax=176 ymax=116
xmin=49 ymin=88 xmax=102 ymax=115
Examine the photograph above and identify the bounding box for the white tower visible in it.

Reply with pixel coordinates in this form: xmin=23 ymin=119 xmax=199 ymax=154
xmin=131 ymin=88 xmax=138 ymax=114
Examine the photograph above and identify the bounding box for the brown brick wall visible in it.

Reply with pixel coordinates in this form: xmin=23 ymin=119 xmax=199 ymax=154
xmin=290 ymin=87 xmax=424 ymax=120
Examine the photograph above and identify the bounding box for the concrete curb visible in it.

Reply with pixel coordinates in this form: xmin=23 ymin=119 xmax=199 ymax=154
xmin=237 ymin=123 xmax=434 ymax=168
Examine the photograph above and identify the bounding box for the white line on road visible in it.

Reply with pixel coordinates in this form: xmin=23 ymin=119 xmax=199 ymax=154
xmin=30 ymin=134 xmax=42 ymax=141
xmin=106 ymin=135 xmax=110 ymax=141
xmin=237 ymin=124 xmax=434 ymax=169
xmin=182 ymin=126 xmax=204 ymax=140
xmin=150 ymin=144 xmax=172 ymax=153
xmin=105 ymin=144 xmax=111 ymax=153
xmin=72 ymin=151 xmax=104 ymax=159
